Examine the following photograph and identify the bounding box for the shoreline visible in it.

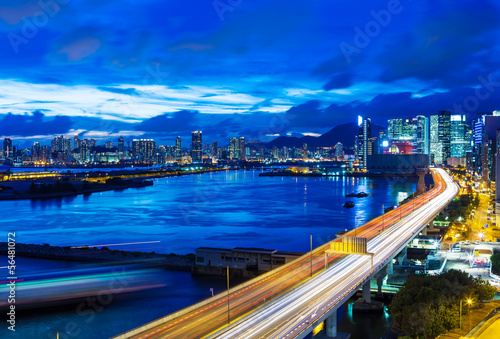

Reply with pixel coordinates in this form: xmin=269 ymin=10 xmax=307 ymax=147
xmin=0 ymin=168 xmax=226 ymax=201
xmin=0 ymin=242 xmax=194 ymax=271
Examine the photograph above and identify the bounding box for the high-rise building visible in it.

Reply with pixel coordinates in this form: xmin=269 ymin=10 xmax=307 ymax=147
xmin=401 ymin=117 xmax=418 ymax=141
xmin=335 ymin=142 xmax=343 ymax=160
xmin=450 ymin=115 xmax=469 ymax=158
xmin=229 ymin=137 xmax=239 ymax=160
xmin=175 ymin=136 xmax=181 ymax=159
xmin=74 ymin=134 xmax=81 ymax=150
xmin=469 ymin=112 xmax=500 ymax=182
xmin=105 ymin=141 xmax=113 ymax=149
xmin=212 ymin=141 xmax=218 ymax=158
xmin=132 ymin=139 xmax=155 ymax=162
xmin=416 ymin=116 xmax=429 ymax=155
xmin=191 ymin=131 xmax=202 ymax=163
xmin=303 ymin=143 xmax=308 ymax=160
xmin=429 ymin=111 xmax=451 ymax=165
xmin=3 ymin=138 xmax=12 ymax=158
xmin=239 ymin=137 xmax=245 ymax=161
xmin=388 ymin=118 xmax=402 ymax=141
xmin=357 ymin=116 xmax=371 ymax=169
xmin=118 ymin=137 xmax=125 ymax=160
xmin=51 ymin=136 xmax=71 ymax=154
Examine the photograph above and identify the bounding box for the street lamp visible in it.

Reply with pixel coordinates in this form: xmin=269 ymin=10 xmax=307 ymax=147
xmin=304 ymin=232 xmax=314 ymax=277
xmin=460 ymin=299 xmax=472 ymax=334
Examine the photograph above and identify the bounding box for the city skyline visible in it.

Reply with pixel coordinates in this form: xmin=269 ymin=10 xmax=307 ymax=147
xmin=1 ymin=1 xmax=500 ymax=148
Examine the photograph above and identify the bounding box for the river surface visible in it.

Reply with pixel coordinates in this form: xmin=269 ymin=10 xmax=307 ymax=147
xmin=2 ymin=170 xmax=416 ymax=254
xmin=0 ymin=170 xmax=415 ymax=338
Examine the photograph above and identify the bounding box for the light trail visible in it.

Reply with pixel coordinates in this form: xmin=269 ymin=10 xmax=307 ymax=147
xmin=214 ymin=168 xmax=458 ymax=339
xmin=115 ymin=168 xmax=457 ymax=339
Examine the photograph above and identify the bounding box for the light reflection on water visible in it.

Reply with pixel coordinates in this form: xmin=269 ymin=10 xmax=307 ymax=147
xmin=2 ymin=170 xmax=416 ymax=254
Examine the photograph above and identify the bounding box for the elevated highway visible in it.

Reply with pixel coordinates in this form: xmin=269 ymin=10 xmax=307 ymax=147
xmin=115 ymin=168 xmax=458 ymax=339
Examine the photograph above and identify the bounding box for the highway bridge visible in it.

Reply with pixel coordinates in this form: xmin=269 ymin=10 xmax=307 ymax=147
xmin=114 ymin=168 xmax=458 ymax=339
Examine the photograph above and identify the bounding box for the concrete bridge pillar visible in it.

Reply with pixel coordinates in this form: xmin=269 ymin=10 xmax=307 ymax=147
xmin=362 ymin=281 xmax=371 ymax=303
xmin=428 ymin=221 xmax=435 ymax=231
xmin=377 ymin=275 xmax=385 ymax=295
xmin=325 ymin=310 xmax=337 ymax=337
xmin=387 ymin=260 xmax=393 ymax=275
xmin=397 ymin=247 xmax=407 ymax=266
xmin=421 ymin=227 xmax=427 ymax=236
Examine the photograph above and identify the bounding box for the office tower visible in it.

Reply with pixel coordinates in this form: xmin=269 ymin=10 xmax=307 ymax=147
xmin=450 ymin=115 xmax=468 ymax=158
xmin=416 ymin=116 xmax=429 ymax=155
xmin=175 ymin=136 xmax=181 ymax=159
xmin=74 ymin=135 xmax=81 ymax=150
xmin=335 ymin=142 xmax=343 ymax=159
xmin=357 ymin=116 xmax=371 ymax=169
xmin=388 ymin=118 xmax=402 ymax=141
xmin=132 ymin=139 xmax=156 ymax=162
xmin=303 ymin=143 xmax=308 ymax=160
xmin=401 ymin=117 xmax=418 ymax=141
xmin=229 ymin=137 xmax=239 ymax=160
xmin=239 ymin=137 xmax=245 ymax=161
xmin=213 ymin=141 xmax=217 ymax=158
xmin=191 ymin=131 xmax=202 ymax=163
xmin=105 ymin=141 xmax=113 ymax=149
xmin=51 ymin=136 xmax=72 ymax=154
xmin=429 ymin=111 xmax=451 ymax=165
xmin=469 ymin=113 xmax=500 ymax=182
xmin=118 ymin=137 xmax=125 ymax=160
xmin=32 ymin=142 xmax=41 ymax=162
xmin=3 ymin=138 xmax=12 ymax=158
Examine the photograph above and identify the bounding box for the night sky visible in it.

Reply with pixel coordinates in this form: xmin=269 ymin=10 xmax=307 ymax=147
xmin=1 ymin=0 xmax=499 ymax=147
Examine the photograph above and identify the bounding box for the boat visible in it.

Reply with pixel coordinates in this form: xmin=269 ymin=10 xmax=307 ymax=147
xmin=345 ymin=192 xmax=368 ymax=198
xmin=343 ymin=200 xmax=355 ymax=208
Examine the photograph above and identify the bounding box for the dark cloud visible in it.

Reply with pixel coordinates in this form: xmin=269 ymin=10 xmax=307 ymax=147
xmin=0 ymin=111 xmax=72 ymax=137
xmin=322 ymin=72 xmax=353 ymax=91
xmin=135 ymin=110 xmax=198 ymax=133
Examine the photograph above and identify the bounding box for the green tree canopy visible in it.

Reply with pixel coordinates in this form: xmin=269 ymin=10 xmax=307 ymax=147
xmin=389 ymin=270 xmax=496 ymax=338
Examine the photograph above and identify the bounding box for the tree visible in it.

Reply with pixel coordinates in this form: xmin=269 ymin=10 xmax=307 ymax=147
xmin=492 ymin=253 xmax=500 ymax=275
xmin=472 ymin=277 xmax=496 ymax=301
xmin=389 ymin=270 xmax=495 ymax=337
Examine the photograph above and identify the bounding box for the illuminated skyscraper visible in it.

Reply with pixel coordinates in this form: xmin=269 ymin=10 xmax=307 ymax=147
xmin=357 ymin=116 xmax=371 ymax=169
xmin=416 ymin=115 xmax=429 ymax=155
xmin=213 ymin=141 xmax=218 ymax=158
xmin=239 ymin=137 xmax=245 ymax=161
xmin=175 ymin=136 xmax=181 ymax=160
xmin=450 ymin=115 xmax=469 ymax=158
xmin=3 ymin=138 xmax=12 ymax=158
xmin=118 ymin=137 xmax=125 ymax=160
xmin=429 ymin=111 xmax=451 ymax=164
xmin=229 ymin=137 xmax=239 ymax=160
xmin=191 ymin=131 xmax=202 ymax=163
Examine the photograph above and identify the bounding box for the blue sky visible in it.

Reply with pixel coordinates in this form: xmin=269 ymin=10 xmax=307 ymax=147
xmin=1 ymin=0 xmax=500 ymax=147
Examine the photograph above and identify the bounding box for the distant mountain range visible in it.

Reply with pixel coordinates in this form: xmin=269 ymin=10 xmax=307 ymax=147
xmin=266 ymin=122 xmax=384 ymax=149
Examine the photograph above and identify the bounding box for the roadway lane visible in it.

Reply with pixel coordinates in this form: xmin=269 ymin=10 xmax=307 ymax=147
xmin=214 ymin=168 xmax=458 ymax=339
xmin=116 ymin=169 xmax=450 ymax=339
